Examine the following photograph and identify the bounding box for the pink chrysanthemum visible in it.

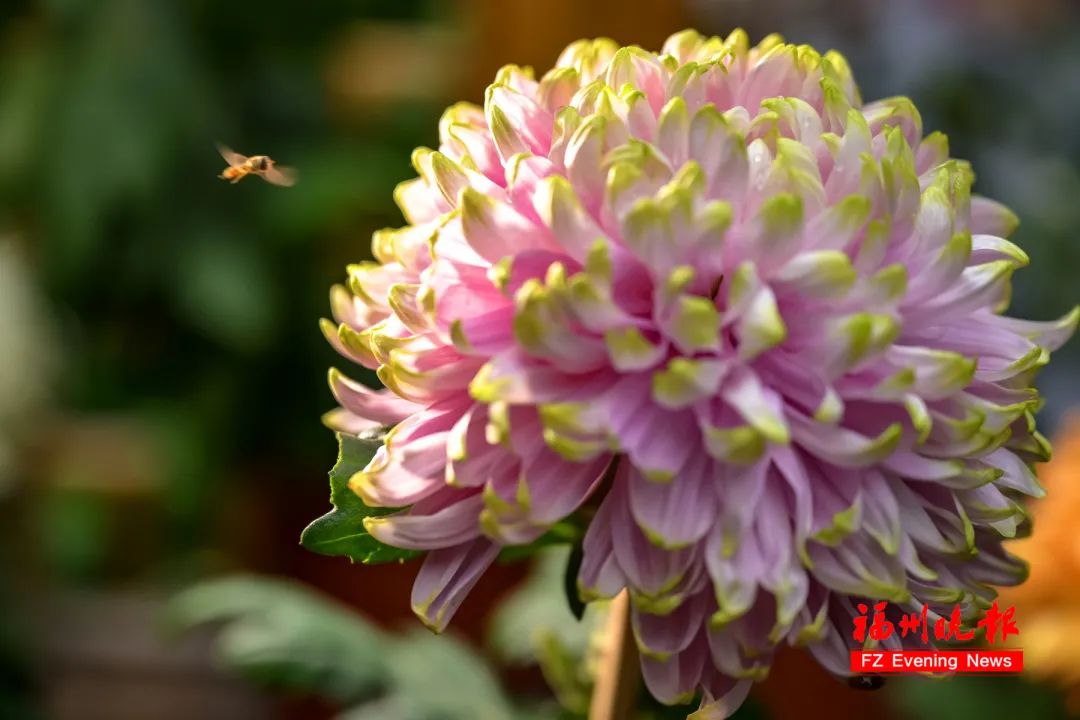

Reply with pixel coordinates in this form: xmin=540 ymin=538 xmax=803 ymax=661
xmin=319 ymin=29 xmax=1076 ymax=716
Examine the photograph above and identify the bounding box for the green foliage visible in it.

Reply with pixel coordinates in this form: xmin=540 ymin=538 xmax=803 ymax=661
xmin=168 ymin=576 xmax=388 ymax=703
xmin=489 ymin=547 xmax=598 ymax=666
xmin=301 ymin=431 xmax=418 ymax=564
xmin=171 ymin=561 xmax=779 ymax=720
xmin=371 ymin=630 xmax=538 ymax=720
xmin=0 ymin=0 xmax=447 ymax=587
xmin=169 ymin=575 xmax=550 ymax=720
xmin=889 ymin=675 xmax=1070 ymax=720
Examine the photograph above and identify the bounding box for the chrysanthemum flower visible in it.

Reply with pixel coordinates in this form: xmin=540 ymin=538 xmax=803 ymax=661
xmin=320 ymin=29 xmax=1076 ymax=716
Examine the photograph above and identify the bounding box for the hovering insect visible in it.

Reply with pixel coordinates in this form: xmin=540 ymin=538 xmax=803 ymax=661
xmin=216 ymin=143 xmax=297 ymax=187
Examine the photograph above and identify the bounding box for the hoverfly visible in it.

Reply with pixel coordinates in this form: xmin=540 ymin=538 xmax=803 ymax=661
xmin=216 ymin=143 xmax=297 ymax=187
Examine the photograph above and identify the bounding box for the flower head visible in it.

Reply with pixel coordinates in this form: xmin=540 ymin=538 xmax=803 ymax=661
xmin=321 ymin=29 xmax=1076 ymax=715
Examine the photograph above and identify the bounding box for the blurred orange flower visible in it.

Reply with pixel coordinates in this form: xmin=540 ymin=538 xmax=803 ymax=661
xmin=1000 ymin=414 xmax=1080 ymax=709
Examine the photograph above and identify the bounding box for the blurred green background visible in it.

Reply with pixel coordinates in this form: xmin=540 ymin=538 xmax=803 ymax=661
xmin=0 ymin=0 xmax=1078 ymax=718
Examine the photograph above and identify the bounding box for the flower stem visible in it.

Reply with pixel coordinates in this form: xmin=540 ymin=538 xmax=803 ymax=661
xmin=589 ymin=589 xmax=639 ymax=720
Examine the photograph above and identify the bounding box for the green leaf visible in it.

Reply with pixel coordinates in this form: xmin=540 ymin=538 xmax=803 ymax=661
xmin=300 ymin=431 xmax=418 ymax=565
xmin=167 ymin=575 xmax=389 ymax=702
xmin=378 ymin=630 xmax=522 ymax=720
xmin=171 ymin=575 xmax=553 ymax=720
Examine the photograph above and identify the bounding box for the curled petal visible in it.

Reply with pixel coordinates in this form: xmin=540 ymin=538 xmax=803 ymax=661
xmin=411 ymin=539 xmax=500 ymax=632
xmin=641 ymin=633 xmax=708 ymax=704
xmin=328 ymin=368 xmax=417 ymax=425
xmin=365 ymin=491 xmax=483 ymax=549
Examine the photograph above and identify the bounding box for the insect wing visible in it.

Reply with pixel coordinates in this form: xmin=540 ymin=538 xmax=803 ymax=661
xmin=262 ymin=164 xmax=297 ymax=187
xmin=216 ymin=142 xmax=248 ymax=168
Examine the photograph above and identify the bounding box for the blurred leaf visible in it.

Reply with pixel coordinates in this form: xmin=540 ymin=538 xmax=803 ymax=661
xmin=301 ymin=431 xmax=417 ymax=564
xmin=168 ymin=575 xmax=388 ymax=702
xmin=335 ymin=698 xmax=407 ymax=720
xmin=489 ymin=547 xmax=598 ymax=665
xmin=378 ymin=630 xmax=524 ymax=720
xmin=172 ymin=575 xmax=553 ymax=720
xmin=489 ymin=547 xmax=603 ymax=718
xmin=531 ymin=629 xmax=591 ymax=716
